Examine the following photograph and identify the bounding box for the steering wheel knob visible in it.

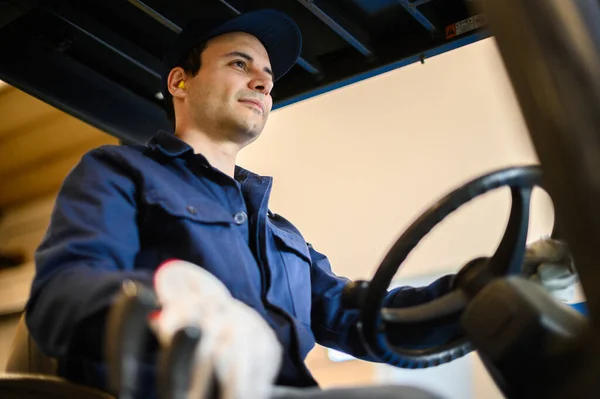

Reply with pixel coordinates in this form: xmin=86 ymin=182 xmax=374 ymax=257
xmin=454 ymin=257 xmax=498 ymax=298
xmin=341 ymin=280 xmax=370 ymax=310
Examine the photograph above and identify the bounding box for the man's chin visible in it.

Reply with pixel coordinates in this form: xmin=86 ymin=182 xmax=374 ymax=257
xmin=231 ymin=123 xmax=263 ymax=145
xmin=220 ymin=113 xmax=265 ymax=143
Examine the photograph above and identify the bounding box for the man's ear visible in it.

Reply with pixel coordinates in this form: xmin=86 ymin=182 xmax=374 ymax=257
xmin=167 ymin=67 xmax=187 ymax=99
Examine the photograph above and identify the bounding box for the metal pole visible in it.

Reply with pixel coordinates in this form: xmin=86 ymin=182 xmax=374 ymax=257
xmin=296 ymin=0 xmax=373 ymax=57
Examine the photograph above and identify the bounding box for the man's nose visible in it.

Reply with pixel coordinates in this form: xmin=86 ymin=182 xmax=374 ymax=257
xmin=250 ymin=77 xmax=273 ymax=95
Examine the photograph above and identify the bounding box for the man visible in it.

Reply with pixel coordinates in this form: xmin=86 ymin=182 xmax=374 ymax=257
xmin=24 ymin=8 xmax=575 ymax=399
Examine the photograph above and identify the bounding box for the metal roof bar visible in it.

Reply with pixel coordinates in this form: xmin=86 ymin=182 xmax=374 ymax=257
xmin=127 ymin=0 xmax=182 ymax=33
xmin=129 ymin=0 xmax=323 ymax=77
xmin=296 ymin=0 xmax=373 ymax=58
xmin=396 ymin=0 xmax=436 ymax=34
xmin=49 ymin=5 xmax=162 ymax=79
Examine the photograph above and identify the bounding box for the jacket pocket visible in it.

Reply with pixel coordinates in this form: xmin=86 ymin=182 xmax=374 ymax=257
xmin=144 ymin=190 xmax=234 ymax=225
xmin=270 ymin=223 xmax=313 ymax=325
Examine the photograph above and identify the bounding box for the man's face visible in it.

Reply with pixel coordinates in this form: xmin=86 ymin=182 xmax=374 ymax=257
xmin=183 ymin=32 xmax=274 ymax=145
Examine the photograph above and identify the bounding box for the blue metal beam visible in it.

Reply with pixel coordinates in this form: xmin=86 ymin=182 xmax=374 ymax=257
xmin=410 ymin=0 xmax=434 ymax=7
xmin=273 ymin=30 xmax=491 ymax=110
xmin=396 ymin=0 xmax=436 ymax=34
xmin=296 ymin=0 xmax=373 ymax=58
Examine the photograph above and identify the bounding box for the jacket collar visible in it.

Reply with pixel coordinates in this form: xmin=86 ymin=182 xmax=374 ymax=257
xmin=147 ymin=131 xmax=272 ymax=184
xmin=146 ymin=130 xmax=194 ymax=158
xmin=234 ymin=165 xmax=266 ymax=182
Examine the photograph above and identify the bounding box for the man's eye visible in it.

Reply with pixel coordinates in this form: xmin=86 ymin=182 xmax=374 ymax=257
xmin=232 ymin=60 xmax=247 ymax=69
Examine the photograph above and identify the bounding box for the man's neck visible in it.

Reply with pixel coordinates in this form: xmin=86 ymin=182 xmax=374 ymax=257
xmin=175 ymin=129 xmax=240 ymax=178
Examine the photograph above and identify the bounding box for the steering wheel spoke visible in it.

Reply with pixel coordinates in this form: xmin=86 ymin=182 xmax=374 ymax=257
xmin=381 ymin=290 xmax=468 ymax=325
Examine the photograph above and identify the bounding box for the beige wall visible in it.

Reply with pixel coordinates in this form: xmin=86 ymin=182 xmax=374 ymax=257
xmin=238 ymin=37 xmax=553 ymax=396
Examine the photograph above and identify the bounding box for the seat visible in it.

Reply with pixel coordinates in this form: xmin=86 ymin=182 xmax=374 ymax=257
xmin=5 ymin=315 xmax=58 ymax=375
xmin=0 ymin=374 xmax=114 ymax=399
xmin=1 ymin=314 xmax=114 ymax=399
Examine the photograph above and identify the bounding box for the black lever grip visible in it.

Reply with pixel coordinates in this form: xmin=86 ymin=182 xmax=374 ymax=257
xmin=158 ymin=326 xmax=202 ymax=399
xmin=105 ymin=279 xmax=160 ymax=399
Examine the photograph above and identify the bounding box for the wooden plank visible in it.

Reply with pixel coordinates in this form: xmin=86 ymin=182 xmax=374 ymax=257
xmin=0 ymin=313 xmax=22 ymax=371
xmin=0 ymin=88 xmax=57 ymax=141
xmin=0 ymin=228 xmax=48 ymax=263
xmin=0 ymin=136 xmax=118 ymax=208
xmin=0 ymin=195 xmax=56 ymax=240
xmin=0 ymin=198 xmax=58 ymax=313
xmin=0 ymin=262 xmax=35 ymax=315
xmin=0 ymin=113 xmax=111 ymax=178
xmin=0 ymin=197 xmax=57 ymax=263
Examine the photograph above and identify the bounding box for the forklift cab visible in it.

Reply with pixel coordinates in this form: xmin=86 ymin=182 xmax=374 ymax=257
xmin=1 ymin=0 xmax=600 ymax=398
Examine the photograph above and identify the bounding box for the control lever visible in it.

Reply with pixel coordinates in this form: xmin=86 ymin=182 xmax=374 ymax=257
xmin=105 ymin=279 xmax=160 ymax=399
xmin=158 ymin=326 xmax=202 ymax=399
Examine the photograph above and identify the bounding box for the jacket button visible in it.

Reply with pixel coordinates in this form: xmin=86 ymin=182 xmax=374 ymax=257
xmin=234 ymin=211 xmax=247 ymax=225
xmin=187 ymin=205 xmax=197 ymax=214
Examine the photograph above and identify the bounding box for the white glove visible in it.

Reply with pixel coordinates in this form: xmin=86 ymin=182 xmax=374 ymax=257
xmin=522 ymin=237 xmax=578 ymax=302
xmin=150 ymin=259 xmax=283 ymax=399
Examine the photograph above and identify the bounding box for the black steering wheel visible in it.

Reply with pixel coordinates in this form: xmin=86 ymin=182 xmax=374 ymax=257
xmin=342 ymin=165 xmax=546 ymax=368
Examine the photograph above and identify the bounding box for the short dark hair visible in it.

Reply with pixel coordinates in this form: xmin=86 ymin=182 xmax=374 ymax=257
xmin=164 ymin=41 xmax=208 ymax=125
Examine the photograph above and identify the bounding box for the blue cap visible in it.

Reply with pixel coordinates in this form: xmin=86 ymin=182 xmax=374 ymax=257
xmin=161 ymin=9 xmax=302 ymax=97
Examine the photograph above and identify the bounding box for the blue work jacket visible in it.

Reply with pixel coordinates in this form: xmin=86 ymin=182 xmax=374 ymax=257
xmin=26 ymin=131 xmax=458 ymax=397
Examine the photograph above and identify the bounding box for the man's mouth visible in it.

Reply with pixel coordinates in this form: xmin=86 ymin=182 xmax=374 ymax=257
xmin=239 ymin=99 xmax=264 ymax=114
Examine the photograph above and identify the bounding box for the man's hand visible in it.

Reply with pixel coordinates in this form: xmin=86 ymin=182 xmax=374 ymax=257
xmin=522 ymin=237 xmax=579 ymax=302
xmin=150 ymin=260 xmax=282 ymax=399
